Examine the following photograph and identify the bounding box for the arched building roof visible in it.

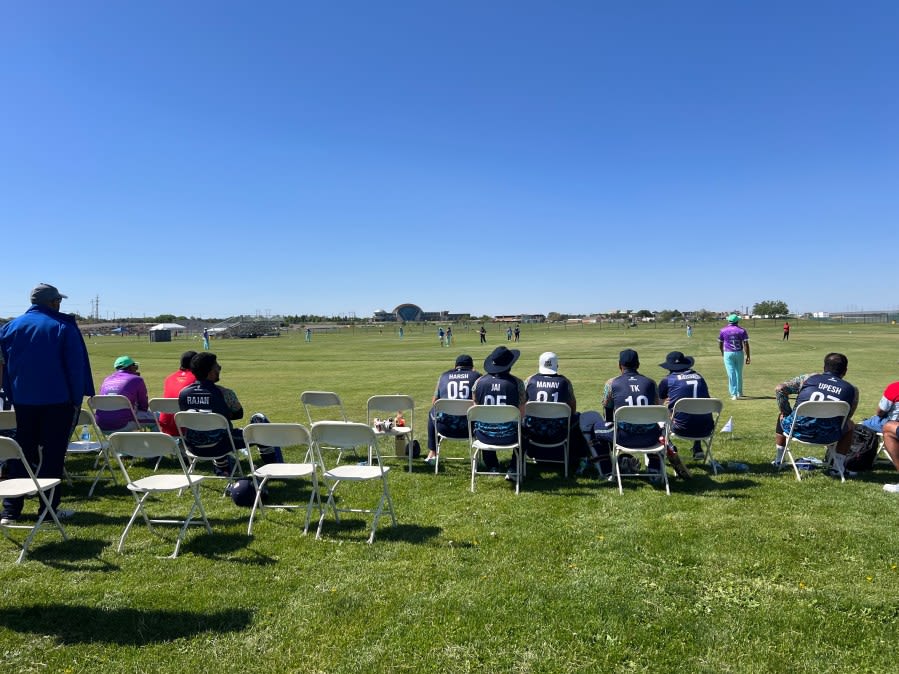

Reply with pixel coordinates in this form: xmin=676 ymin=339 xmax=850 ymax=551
xmin=394 ymin=303 xmax=423 ymax=322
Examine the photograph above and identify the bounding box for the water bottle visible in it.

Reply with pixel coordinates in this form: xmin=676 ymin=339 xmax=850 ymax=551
xmin=80 ymin=425 xmax=91 ymax=443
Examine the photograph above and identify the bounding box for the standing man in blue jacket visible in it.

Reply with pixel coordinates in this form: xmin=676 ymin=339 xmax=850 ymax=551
xmin=0 ymin=283 xmax=95 ymax=524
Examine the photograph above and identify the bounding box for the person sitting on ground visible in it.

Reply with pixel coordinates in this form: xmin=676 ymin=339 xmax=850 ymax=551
xmin=522 ymin=351 xmax=584 ymax=472
xmin=472 ymin=346 xmax=526 ymax=480
xmin=95 ymin=356 xmax=156 ymax=432
xmin=424 ymin=354 xmax=482 ymax=466
xmin=658 ymin=351 xmax=715 ymax=461
xmin=773 ymin=352 xmax=858 ymax=475
xmin=158 ymin=350 xmax=197 ymax=436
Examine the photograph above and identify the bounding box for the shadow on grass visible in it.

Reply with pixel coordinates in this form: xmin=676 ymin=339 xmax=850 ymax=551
xmin=182 ymin=531 xmax=276 ymax=564
xmin=316 ymin=517 xmax=441 ymax=544
xmin=22 ymin=537 xmax=120 ymax=572
xmin=0 ymin=603 xmax=253 ymax=644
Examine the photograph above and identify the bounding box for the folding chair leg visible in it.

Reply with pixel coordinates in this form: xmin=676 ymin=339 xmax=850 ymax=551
xmin=247 ymin=477 xmax=268 ymax=536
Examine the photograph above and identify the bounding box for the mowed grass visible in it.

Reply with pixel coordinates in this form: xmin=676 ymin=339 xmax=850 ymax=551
xmin=2 ymin=320 xmax=899 ymax=673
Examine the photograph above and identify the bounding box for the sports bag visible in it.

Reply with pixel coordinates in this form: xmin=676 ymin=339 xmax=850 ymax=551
xmin=845 ymin=424 xmax=880 ymax=472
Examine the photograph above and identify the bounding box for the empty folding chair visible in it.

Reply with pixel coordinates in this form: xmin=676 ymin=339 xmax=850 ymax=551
xmin=311 ymin=421 xmax=396 ymax=544
xmin=300 ymin=391 xmax=357 ymax=464
xmin=243 ymin=422 xmax=322 ymax=536
xmin=367 ymin=394 xmax=415 ymax=472
xmin=612 ymin=405 xmax=670 ymax=495
xmin=108 ymin=432 xmax=211 ymax=558
xmin=66 ymin=408 xmax=117 ymax=496
xmin=0 ymin=437 xmax=68 ymax=563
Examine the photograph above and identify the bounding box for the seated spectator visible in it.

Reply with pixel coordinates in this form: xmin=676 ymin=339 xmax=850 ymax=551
xmin=860 ymin=379 xmax=899 ymax=434
xmin=95 ymin=356 xmax=156 ymax=432
xmin=472 ymin=346 xmax=525 ymax=479
xmin=424 ymin=354 xmax=481 ymax=466
xmin=523 ymin=352 xmax=584 ymax=471
xmin=158 ymin=350 xmax=197 ymax=436
xmin=773 ymin=352 xmax=857 ymax=475
xmin=658 ymin=351 xmax=714 ymax=460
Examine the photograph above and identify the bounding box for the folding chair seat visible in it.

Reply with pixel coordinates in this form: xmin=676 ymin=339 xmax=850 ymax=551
xmin=66 ymin=408 xmax=117 ymax=496
xmin=669 ymin=398 xmax=724 ymax=475
xmin=612 ymin=405 xmax=670 ymax=495
xmin=174 ymin=411 xmax=244 ymax=490
xmin=107 ymin=432 xmax=211 ymax=558
xmin=0 ymin=437 xmax=68 ymax=563
xmin=522 ymin=401 xmax=572 ymax=477
xmin=467 ymin=404 xmax=523 ymax=494
xmin=311 ymin=421 xmax=396 ymax=544
xmin=432 ymin=398 xmax=474 ymax=474
xmin=367 ymin=394 xmax=415 ymax=472
xmin=242 ymin=423 xmax=322 ymax=536
xmin=781 ymin=400 xmax=851 ymax=482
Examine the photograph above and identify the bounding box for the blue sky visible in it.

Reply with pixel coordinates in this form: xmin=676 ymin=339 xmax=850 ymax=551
xmin=1 ymin=1 xmax=896 ymax=319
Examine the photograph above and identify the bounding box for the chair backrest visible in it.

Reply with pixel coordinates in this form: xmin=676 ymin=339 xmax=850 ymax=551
xmin=0 ymin=409 xmax=16 ymax=432
xmin=0 ymin=436 xmax=40 ymax=481
xmin=524 ymin=401 xmax=571 ymax=422
xmin=367 ymin=395 xmax=414 ymax=416
xmin=174 ymin=410 xmax=236 ymax=456
xmin=433 ymin=398 xmax=474 ymax=418
xmin=300 ymin=391 xmax=347 ymax=425
xmin=149 ymin=397 xmax=181 ymax=415
xmin=468 ymin=404 xmax=520 ymax=425
xmin=791 ymin=400 xmax=851 ymax=422
xmin=108 ymin=431 xmax=181 ymax=461
xmin=670 ymin=398 xmax=724 ymax=417
xmin=244 ymin=423 xmax=312 ymax=461
xmin=88 ymin=394 xmax=141 ymax=429
xmin=311 ymin=421 xmax=377 ymax=451
xmin=613 ymin=405 xmax=670 ymax=426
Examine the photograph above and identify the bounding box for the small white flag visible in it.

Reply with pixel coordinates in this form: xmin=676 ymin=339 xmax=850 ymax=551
xmin=720 ymin=416 xmax=734 ymax=433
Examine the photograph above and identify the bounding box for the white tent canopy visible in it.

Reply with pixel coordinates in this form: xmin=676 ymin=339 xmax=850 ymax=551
xmin=149 ymin=323 xmax=186 ymax=331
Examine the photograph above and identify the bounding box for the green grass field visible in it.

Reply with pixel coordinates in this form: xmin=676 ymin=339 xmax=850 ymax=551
xmin=2 ymin=320 xmax=898 ymax=673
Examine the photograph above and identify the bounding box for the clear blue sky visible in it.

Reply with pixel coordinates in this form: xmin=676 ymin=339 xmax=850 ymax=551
xmin=1 ymin=1 xmax=896 ymax=319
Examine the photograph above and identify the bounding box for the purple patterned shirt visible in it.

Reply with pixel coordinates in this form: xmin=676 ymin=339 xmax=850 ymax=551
xmin=718 ymin=324 xmax=749 ymax=352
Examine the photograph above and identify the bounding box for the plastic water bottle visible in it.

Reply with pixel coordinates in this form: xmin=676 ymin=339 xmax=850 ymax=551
xmin=80 ymin=425 xmax=91 ymax=442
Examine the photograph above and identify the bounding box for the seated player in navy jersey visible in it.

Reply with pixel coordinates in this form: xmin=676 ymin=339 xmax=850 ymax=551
xmin=773 ymin=352 xmax=858 ymax=474
xmin=472 ymin=346 xmax=526 ymax=479
xmin=658 ymin=351 xmax=715 ymax=460
xmin=424 ymin=354 xmax=482 ymax=466
xmin=523 ymin=352 xmax=584 ymax=471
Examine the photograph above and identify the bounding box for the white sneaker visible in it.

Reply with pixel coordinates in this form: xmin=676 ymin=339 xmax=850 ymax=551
xmin=883 ymin=484 xmax=899 ymax=494
xmin=731 ymin=395 xmax=738 ymax=401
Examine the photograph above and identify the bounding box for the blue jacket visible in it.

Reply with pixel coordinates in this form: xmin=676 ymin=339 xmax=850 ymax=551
xmin=0 ymin=304 xmax=95 ymax=406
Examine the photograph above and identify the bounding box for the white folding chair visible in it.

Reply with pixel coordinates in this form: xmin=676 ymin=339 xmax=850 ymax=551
xmin=0 ymin=437 xmax=68 ymax=564
xmin=149 ymin=398 xmax=181 ymax=432
xmin=108 ymin=432 xmax=211 ymax=558
xmin=782 ymin=400 xmax=851 ymax=482
xmin=467 ymin=405 xmax=523 ymax=494
xmin=670 ymin=398 xmax=724 ymax=475
xmin=242 ymin=423 xmax=322 ymax=536
xmin=432 ymin=398 xmax=474 ymax=474
xmin=367 ymin=394 xmax=415 ymax=472
xmin=311 ymin=421 xmax=396 ymax=544
xmin=66 ymin=408 xmax=117 ymax=496
xmin=523 ymin=401 xmax=572 ymax=477
xmin=88 ymin=394 xmax=144 ymax=433
xmin=174 ymin=411 xmax=244 ymax=491
xmin=876 ymin=432 xmax=890 ymax=464
xmin=0 ymin=410 xmax=16 ymax=436
xmin=612 ymin=405 xmax=670 ymax=495
xmin=300 ymin=391 xmax=357 ymax=464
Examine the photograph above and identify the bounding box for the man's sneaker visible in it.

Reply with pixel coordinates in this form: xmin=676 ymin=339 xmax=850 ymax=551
xmin=692 ymin=446 xmax=705 ymax=461
xmin=505 ymin=468 xmax=518 ymax=482
xmin=0 ymin=516 xmax=16 ymax=526
xmin=883 ymin=483 xmax=899 ymax=494
xmin=424 ymin=455 xmax=437 ymax=467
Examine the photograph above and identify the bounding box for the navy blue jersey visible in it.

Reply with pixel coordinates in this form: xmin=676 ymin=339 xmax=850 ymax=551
xmin=472 ymin=372 xmax=524 ymax=445
xmin=605 ymin=371 xmax=658 ymax=417
xmin=795 ymin=372 xmax=856 ymax=407
xmin=525 ymin=373 xmax=575 ymax=407
xmin=434 ymin=367 xmax=481 ymax=400
xmin=659 ymin=370 xmax=713 ymax=435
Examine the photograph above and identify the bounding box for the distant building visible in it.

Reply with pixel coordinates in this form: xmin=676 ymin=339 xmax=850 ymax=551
xmin=373 ymin=304 xmax=470 ymax=322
